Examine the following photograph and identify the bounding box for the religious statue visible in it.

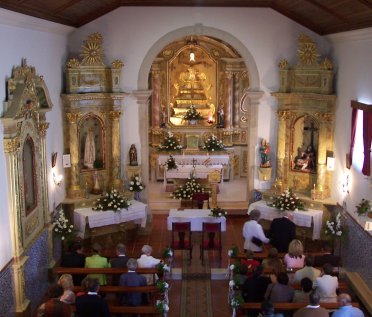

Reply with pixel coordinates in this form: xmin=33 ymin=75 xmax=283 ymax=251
xmin=217 ymin=108 xmax=224 ymax=128
xmin=259 ymin=139 xmax=271 ymax=167
xmin=294 ymin=145 xmax=316 ymax=172
xmin=129 ymin=144 xmax=138 ymax=166
xmin=84 ymin=129 xmax=95 ymax=169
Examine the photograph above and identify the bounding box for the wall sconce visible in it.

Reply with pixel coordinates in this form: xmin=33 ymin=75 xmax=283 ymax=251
xmin=326 ymin=157 xmax=335 ymax=171
xmin=52 ymin=152 xmax=63 ymax=186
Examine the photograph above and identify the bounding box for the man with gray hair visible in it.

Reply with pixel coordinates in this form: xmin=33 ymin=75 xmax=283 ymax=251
xmin=332 ymin=293 xmax=364 ymax=317
xmin=243 ymin=209 xmax=270 ymax=252
xmin=110 ymin=243 xmax=129 ymax=285
xmin=119 ymin=258 xmax=147 ymax=306
xmin=293 ymin=290 xmax=328 ymax=317
xmin=269 ymin=211 xmax=296 ymax=253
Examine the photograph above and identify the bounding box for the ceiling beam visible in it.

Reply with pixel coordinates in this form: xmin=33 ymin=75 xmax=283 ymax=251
xmin=304 ymin=0 xmax=350 ymax=24
xmin=357 ymin=0 xmax=372 ymax=10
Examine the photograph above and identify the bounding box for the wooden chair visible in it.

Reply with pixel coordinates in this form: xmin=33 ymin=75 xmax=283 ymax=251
xmin=200 ymin=222 xmax=222 ymax=265
xmin=171 ymin=222 xmax=193 ymax=261
xmin=192 ymin=192 xmax=210 ymax=209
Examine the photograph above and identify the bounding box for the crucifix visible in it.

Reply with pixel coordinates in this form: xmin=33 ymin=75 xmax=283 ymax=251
xmin=192 ymin=158 xmax=197 ymax=168
xmin=304 ymin=121 xmax=318 ymax=148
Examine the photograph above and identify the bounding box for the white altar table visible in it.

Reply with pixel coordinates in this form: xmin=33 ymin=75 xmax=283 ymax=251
xmin=74 ymin=200 xmax=147 ymax=236
xmin=248 ymin=200 xmax=323 ymax=240
xmin=167 ymin=209 xmax=226 ymax=232
xmin=158 ymin=154 xmax=229 ymax=166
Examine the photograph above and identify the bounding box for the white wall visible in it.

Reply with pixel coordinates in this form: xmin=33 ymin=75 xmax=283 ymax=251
xmin=0 ymin=9 xmax=73 ymax=269
xmin=328 ymin=28 xmax=372 ymax=220
xmin=66 ymin=7 xmax=331 ymax=175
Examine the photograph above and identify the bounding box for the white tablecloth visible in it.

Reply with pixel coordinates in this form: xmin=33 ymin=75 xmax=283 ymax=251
xmin=167 ymin=209 xmax=226 ymax=231
xmin=248 ymin=200 xmax=323 ymax=240
xmin=158 ymin=154 xmax=229 ymax=165
xmin=74 ymin=200 xmax=147 ymax=235
xmin=165 ymin=165 xmax=223 ymax=180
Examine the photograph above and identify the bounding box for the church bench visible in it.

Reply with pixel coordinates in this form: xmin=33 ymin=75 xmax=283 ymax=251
xmin=109 ymin=305 xmax=160 ymax=315
xmin=74 ymin=285 xmax=160 ymax=294
xmin=231 ymin=251 xmax=328 ymax=261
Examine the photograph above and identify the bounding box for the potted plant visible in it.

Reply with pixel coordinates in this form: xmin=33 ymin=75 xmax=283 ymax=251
xmin=355 ymin=199 xmax=372 ymax=217
xmin=201 ymin=134 xmax=225 ymax=152
xmin=269 ymin=188 xmax=305 ymax=212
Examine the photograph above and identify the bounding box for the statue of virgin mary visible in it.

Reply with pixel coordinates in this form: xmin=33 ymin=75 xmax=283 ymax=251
xmin=84 ymin=129 xmax=95 ymax=169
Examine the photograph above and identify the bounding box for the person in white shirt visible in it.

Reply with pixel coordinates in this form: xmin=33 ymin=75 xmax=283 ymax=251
xmin=137 ymin=245 xmax=161 ymax=284
xmin=293 ymin=255 xmax=321 ymax=284
xmin=243 ymin=209 xmax=270 ymax=252
xmin=314 ymin=263 xmax=338 ymax=302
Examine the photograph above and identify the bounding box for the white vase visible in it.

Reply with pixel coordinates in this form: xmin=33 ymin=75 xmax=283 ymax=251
xmin=134 ymin=191 xmax=141 ymax=201
xmin=189 ymin=119 xmax=197 ymax=125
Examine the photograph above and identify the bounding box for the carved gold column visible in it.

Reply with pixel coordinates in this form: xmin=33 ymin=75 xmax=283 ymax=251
xmin=66 ymin=112 xmax=83 ymax=198
xmin=151 ymin=64 xmax=161 ymax=128
xmin=276 ymin=111 xmax=290 ymax=182
xmin=4 ymin=138 xmax=30 ymax=314
xmin=225 ymin=71 xmax=233 ymax=129
xmin=315 ymin=112 xmax=333 ymax=199
xmin=109 ymin=110 xmax=122 ymax=190
xmin=233 ymin=72 xmax=240 ymax=128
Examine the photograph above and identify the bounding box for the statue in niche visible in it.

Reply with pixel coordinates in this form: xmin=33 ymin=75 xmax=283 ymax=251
xmin=259 ymin=139 xmax=271 ymax=167
xmin=294 ymin=145 xmax=316 ymax=172
xmin=160 ymin=106 xmax=167 ymax=128
xmin=84 ymin=128 xmax=96 ymax=169
xmin=129 ymin=144 xmax=138 ymax=166
xmin=217 ymin=107 xmax=224 ymax=128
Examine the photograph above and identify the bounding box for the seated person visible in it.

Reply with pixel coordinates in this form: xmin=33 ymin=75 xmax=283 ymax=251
xmin=332 ymin=293 xmax=365 ymax=317
xmin=293 ymin=290 xmax=328 ymax=317
xmin=262 ymin=248 xmax=285 ymax=275
xmin=293 ymin=277 xmax=313 ymax=303
xmin=137 ymin=245 xmax=161 ymax=284
xmin=60 ymin=242 xmax=85 ymax=286
xmin=85 ymin=243 xmax=111 ymax=286
xmin=293 ymin=255 xmax=321 ymax=284
xmin=37 ymin=284 xmax=72 ymax=317
xmin=58 ymin=274 xmax=76 ymax=304
xmin=265 ymin=272 xmax=294 ymax=303
xmin=234 ymin=263 xmax=249 ymax=287
xmin=314 ymin=263 xmax=338 ymax=302
xmin=110 ymin=243 xmax=129 ymax=285
xmin=260 ymin=300 xmax=284 ymax=317
xmin=284 ymin=239 xmax=305 ymax=269
xmin=313 ymin=241 xmax=340 ymax=267
xmin=75 ymin=278 xmax=110 ymax=317
xmin=242 ymin=265 xmax=271 ymax=303
xmin=241 ymin=250 xmax=260 ymax=274
xmin=119 ymin=258 xmax=147 ymax=306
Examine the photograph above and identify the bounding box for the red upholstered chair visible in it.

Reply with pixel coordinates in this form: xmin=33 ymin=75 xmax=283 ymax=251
xmin=192 ymin=192 xmax=210 ymax=209
xmin=200 ymin=222 xmax=222 ymax=266
xmin=171 ymin=222 xmax=193 ymax=261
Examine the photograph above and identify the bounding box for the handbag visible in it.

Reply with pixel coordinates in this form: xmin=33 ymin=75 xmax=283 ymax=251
xmin=251 ymin=236 xmax=263 ymax=247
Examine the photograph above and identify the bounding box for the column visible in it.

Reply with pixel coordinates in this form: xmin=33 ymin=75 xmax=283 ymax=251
xmin=233 ymin=72 xmax=240 ymax=128
xmin=66 ymin=112 xmax=83 ymax=198
xmin=225 ymin=71 xmax=233 ymax=129
xmin=151 ymin=64 xmax=161 ymax=128
xmin=131 ymin=90 xmax=152 ymax=204
xmin=109 ymin=110 xmax=122 ymax=190
xmin=276 ymin=111 xmax=290 ymax=182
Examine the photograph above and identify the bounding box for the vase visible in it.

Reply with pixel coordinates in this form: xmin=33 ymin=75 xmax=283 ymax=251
xmin=134 ymin=191 xmax=141 ymax=201
xmin=189 ymin=119 xmax=197 ymax=125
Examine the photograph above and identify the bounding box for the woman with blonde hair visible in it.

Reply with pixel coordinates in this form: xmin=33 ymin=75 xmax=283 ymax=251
xmin=283 ymin=239 xmax=305 ymax=269
xmin=58 ymin=274 xmax=76 ymax=304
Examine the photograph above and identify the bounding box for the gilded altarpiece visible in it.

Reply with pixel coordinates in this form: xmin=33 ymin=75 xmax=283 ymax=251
xmin=148 ymin=36 xmax=251 ymax=179
xmin=272 ymin=35 xmax=336 ymax=199
xmin=2 ymin=60 xmax=52 ymax=315
xmin=61 ymin=33 xmax=126 ymax=199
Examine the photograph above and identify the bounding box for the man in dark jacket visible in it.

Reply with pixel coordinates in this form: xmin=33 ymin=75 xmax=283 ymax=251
xmin=110 ymin=243 xmax=129 ymax=285
xmin=119 ymin=258 xmax=147 ymax=306
xmin=75 ymin=278 xmax=110 ymax=317
xmin=60 ymin=242 xmax=85 ymax=285
xmin=269 ymin=212 xmax=296 ymax=253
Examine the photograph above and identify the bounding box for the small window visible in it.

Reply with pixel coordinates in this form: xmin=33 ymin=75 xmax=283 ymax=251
xmin=23 ymin=136 xmax=37 ymax=215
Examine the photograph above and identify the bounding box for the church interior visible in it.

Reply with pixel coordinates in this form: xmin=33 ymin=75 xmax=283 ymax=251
xmin=0 ymin=1 xmax=371 ymax=317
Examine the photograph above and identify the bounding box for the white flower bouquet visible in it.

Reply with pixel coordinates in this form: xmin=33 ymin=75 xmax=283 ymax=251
xmin=93 ymin=188 xmax=131 ymax=212
xmin=183 ymin=105 xmax=203 ymax=121
xmin=170 ymin=177 xmax=207 ymax=200
xmin=155 ymin=299 xmax=169 ymax=314
xmin=269 ymin=188 xmax=305 ymax=211
xmin=52 ymin=210 xmax=75 ymax=241
xmin=202 ymin=134 xmax=225 ymax=152
xmin=325 ymin=212 xmax=345 ymax=237
xmin=165 ymin=155 xmax=177 ymax=171
xmin=129 ymin=175 xmax=144 ymax=192
xmin=209 ymin=206 xmax=227 ymax=218
xmin=158 ymin=131 xmax=183 ymax=152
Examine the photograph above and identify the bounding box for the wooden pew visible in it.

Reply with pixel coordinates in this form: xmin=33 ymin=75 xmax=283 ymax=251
xmin=231 ymin=251 xmax=327 ymax=261
xmin=109 ymin=305 xmax=160 ymax=315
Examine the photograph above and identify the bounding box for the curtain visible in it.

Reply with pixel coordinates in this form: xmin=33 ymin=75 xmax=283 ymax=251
xmin=362 ymin=111 xmax=372 ymax=176
xmin=348 ymin=108 xmax=358 ymax=168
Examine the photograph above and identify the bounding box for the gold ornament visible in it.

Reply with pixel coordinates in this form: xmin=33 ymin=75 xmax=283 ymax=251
xmin=298 ymin=43 xmax=319 ymax=65
xmin=111 ymin=59 xmax=124 ymax=69
xmin=80 ymin=33 xmax=104 ymax=66
xmin=278 ymin=59 xmax=289 ymax=69
xmin=66 ymin=58 xmax=80 ymax=68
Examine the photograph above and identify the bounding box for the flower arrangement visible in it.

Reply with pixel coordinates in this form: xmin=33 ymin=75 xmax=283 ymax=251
xmin=183 ymin=105 xmax=203 ymax=121
xmin=170 ymin=177 xmax=207 ymax=200
xmin=156 ymin=280 xmax=170 ymax=293
xmin=162 ymin=247 xmax=174 ymax=259
xmin=155 ymin=299 xmax=169 ymax=314
xmin=156 ymin=261 xmax=170 ymax=274
xmin=129 ymin=175 xmax=144 ymax=192
xmin=269 ymin=188 xmax=305 ymax=211
xmin=209 ymin=206 xmax=227 ymax=218
xmin=92 ymin=188 xmax=131 ymax=212
xmin=165 ymin=155 xmax=177 ymax=171
xmin=52 ymin=210 xmax=75 ymax=241
xmin=355 ymin=199 xmax=372 ymax=216
xmin=228 ymin=245 xmax=239 ymax=257
xmin=230 ymin=294 xmax=244 ymax=308
xmin=158 ymin=131 xmax=183 ymax=152
xmin=325 ymin=212 xmax=345 ymax=238
xmin=202 ymin=134 xmax=225 ymax=152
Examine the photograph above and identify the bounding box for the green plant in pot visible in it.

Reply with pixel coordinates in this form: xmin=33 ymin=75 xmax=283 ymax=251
xmin=355 ymin=199 xmax=372 ymax=217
